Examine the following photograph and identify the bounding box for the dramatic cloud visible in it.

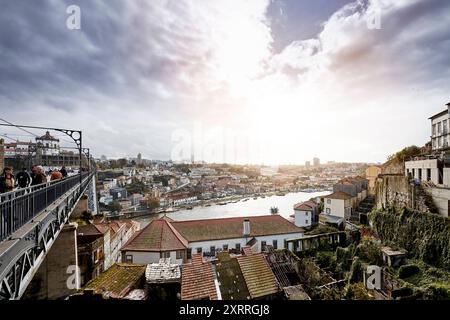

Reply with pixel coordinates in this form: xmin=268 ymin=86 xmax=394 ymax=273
xmin=1 ymin=0 xmax=450 ymax=164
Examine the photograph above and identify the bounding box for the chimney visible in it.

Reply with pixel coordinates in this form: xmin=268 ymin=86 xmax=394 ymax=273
xmin=243 ymin=219 xmax=250 ymax=236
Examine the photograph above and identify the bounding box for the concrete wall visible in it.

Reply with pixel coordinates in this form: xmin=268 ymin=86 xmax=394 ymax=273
xmin=294 ymin=210 xmax=312 ymax=228
xmin=405 ymin=159 xmax=439 ymax=184
xmin=23 ymin=223 xmax=79 ymax=300
xmin=324 ymin=198 xmax=351 ymax=218
xmin=429 ymin=187 xmax=450 ymax=218
xmin=122 ymin=250 xmax=183 ymax=265
xmin=188 ymin=233 xmax=303 ymax=254
xmin=366 ymin=166 xmax=382 ymax=195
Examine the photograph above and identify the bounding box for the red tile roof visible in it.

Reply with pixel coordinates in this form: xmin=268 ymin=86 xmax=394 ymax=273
xmin=236 ymin=253 xmax=279 ymax=299
xmin=323 ymin=191 xmax=353 ymax=200
xmin=181 ymin=254 xmax=218 ymax=300
xmin=171 ymin=215 xmax=304 ymax=242
xmin=121 ymin=219 xmax=187 ymax=252
xmin=294 ymin=200 xmax=317 ymax=211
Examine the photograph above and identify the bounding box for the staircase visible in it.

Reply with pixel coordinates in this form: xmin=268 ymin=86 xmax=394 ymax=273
xmin=351 ymin=195 xmax=375 ymax=224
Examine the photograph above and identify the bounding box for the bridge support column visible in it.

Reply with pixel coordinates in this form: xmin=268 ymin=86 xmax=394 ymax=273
xmin=87 ymin=175 xmax=98 ymax=215
xmin=22 ymin=223 xmax=79 ymax=300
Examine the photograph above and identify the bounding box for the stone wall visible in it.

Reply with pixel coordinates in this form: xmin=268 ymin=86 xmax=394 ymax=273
xmin=375 ymin=174 xmax=438 ymax=214
xmin=375 ymin=174 xmax=413 ymax=210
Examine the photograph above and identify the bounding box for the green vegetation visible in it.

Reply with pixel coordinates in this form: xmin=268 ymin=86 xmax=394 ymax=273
xmin=398 ymin=264 xmax=421 ymax=279
xmin=344 ymin=283 xmax=373 ymax=300
xmin=370 ymin=207 xmax=450 ymax=270
xmin=306 ymin=224 xmax=339 ymax=236
xmin=107 ymin=201 xmax=122 ymax=213
xmin=147 ymin=197 xmax=160 ymax=211
xmin=387 ymin=145 xmax=421 ymax=164
xmin=125 ymin=178 xmax=148 ymax=194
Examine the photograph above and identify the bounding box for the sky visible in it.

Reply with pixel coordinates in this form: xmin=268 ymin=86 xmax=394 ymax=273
xmin=1 ymin=0 xmax=450 ymax=165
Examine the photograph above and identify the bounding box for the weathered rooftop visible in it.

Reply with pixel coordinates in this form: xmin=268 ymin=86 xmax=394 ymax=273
xmin=181 ymin=255 xmax=218 ymax=300
xmin=283 ymin=285 xmax=311 ymax=300
xmin=215 ymin=252 xmax=250 ymax=300
xmin=236 ymin=253 xmax=279 ymax=299
xmin=145 ymin=258 xmax=181 ymax=284
xmin=82 ymin=263 xmax=146 ymax=299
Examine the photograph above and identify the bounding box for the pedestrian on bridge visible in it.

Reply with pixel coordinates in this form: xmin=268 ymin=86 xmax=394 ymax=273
xmin=0 ymin=167 xmax=15 ymax=193
xmin=51 ymin=170 xmax=63 ymax=181
xmin=16 ymin=168 xmax=31 ymax=189
xmin=60 ymin=166 xmax=68 ymax=178
xmin=30 ymin=166 xmax=47 ymax=186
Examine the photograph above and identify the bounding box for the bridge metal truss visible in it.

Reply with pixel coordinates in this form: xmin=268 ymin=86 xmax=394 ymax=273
xmin=0 ymin=172 xmax=94 ymax=299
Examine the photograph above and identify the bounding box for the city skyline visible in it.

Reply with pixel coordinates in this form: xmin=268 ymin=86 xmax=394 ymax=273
xmin=1 ymin=0 xmax=450 ymax=164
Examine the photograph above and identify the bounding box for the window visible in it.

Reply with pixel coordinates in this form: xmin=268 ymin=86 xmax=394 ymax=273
xmin=125 ymin=254 xmax=133 ymax=263
xmin=196 ymin=247 xmax=202 ymax=254
xmin=176 ymin=250 xmax=183 ymax=260
xmin=210 ymin=246 xmax=216 ymax=255
xmin=160 ymin=252 xmax=170 ymax=259
xmin=327 ymin=199 xmax=331 ymax=204
xmin=427 ymin=169 xmax=431 ymax=181
xmin=326 ymin=208 xmax=331 ymax=214
xmin=261 ymin=241 xmax=267 ymax=251
xmin=187 ymin=248 xmax=192 ymax=259
xmin=272 ymin=240 xmax=278 ymax=249
xmin=438 ymin=122 xmax=442 ymax=134
xmin=223 ymin=244 xmax=228 ymax=251
xmin=305 ymin=212 xmax=309 ymax=216
xmin=235 ymin=243 xmax=241 ymax=251
xmin=305 ymin=219 xmax=309 ymax=225
xmin=439 ymin=137 xmax=443 ymax=148
xmin=433 ymin=124 xmax=437 ymax=135
xmin=444 ymin=120 xmax=448 ymax=134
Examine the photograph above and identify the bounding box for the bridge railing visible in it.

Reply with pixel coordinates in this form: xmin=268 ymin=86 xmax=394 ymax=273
xmin=0 ymin=172 xmax=92 ymax=242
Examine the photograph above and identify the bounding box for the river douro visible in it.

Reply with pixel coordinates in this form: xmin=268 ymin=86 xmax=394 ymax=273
xmin=136 ymin=191 xmax=331 ymax=227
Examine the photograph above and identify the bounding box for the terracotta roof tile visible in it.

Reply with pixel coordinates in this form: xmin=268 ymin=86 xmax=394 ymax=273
xmin=121 ymin=219 xmax=187 ymax=252
xmin=171 ymin=215 xmax=303 ymax=242
xmin=181 ymin=254 xmax=218 ymax=300
xmin=323 ymin=191 xmax=353 ymax=200
xmin=294 ymin=200 xmax=317 ymax=211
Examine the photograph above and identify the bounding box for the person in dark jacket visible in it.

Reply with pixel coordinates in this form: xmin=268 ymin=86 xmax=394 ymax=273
xmin=60 ymin=166 xmax=68 ymax=178
xmin=16 ymin=168 xmax=31 ymax=188
xmin=0 ymin=167 xmax=16 ymax=193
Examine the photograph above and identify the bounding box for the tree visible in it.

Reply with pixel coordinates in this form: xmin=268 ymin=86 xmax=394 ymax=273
xmin=107 ymin=201 xmax=122 ymax=213
xmin=147 ymin=197 xmax=160 ymax=211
